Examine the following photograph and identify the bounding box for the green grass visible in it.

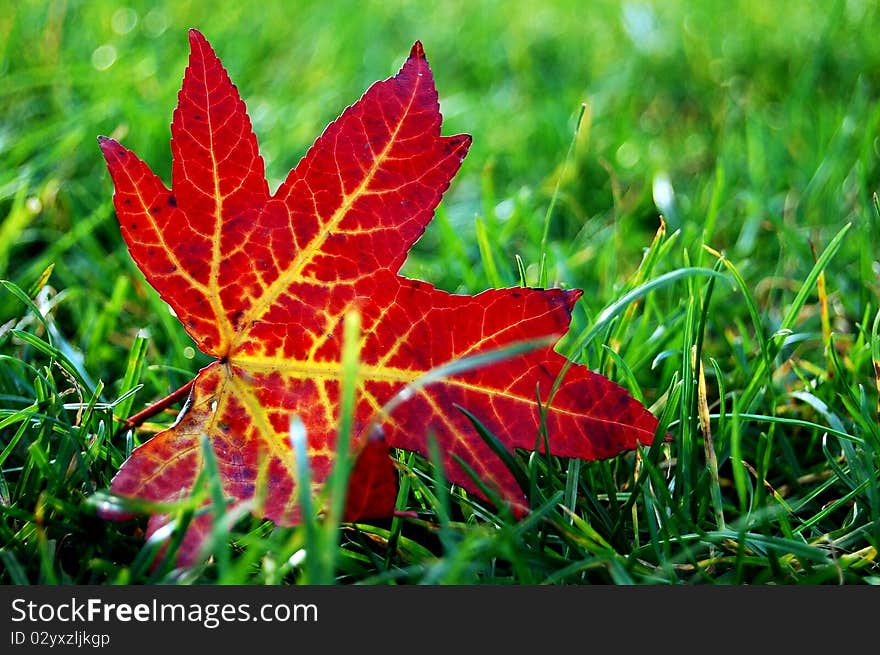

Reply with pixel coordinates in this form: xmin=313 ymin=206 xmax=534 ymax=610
xmin=2 ymin=0 xmax=880 ymax=584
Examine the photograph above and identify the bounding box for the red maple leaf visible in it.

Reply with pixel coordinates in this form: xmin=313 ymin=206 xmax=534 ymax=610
xmin=98 ymin=30 xmax=659 ymax=565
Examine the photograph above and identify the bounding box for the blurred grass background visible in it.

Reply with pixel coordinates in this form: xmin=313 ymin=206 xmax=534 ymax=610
xmin=1 ymin=0 xmax=879 ymax=583
xmin=3 ymin=1 xmax=879 ymax=353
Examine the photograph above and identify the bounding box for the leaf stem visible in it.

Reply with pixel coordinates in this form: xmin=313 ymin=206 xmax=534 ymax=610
xmin=120 ymin=379 xmax=195 ymax=430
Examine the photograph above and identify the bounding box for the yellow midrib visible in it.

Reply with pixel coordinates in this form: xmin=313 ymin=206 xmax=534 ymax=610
xmin=228 ymin=353 xmax=603 ymax=423
xmin=200 ymin=40 xmax=236 ymax=353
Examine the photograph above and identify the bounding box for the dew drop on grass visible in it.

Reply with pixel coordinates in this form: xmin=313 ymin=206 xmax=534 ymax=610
xmin=183 ymin=346 xmax=195 ymax=359
xmin=95 ymin=498 xmax=122 ymax=516
xmin=91 ymin=44 xmax=117 ymax=71
xmin=134 ymin=56 xmax=156 ymax=80
xmin=143 ymin=8 xmax=168 ymax=37
xmin=25 ymin=197 xmax=42 ymax=214
xmin=287 ymin=549 xmax=306 ymax=567
xmin=652 ymin=172 xmax=674 ymax=216
xmin=621 ymin=2 xmax=663 ymax=53
xmin=495 ymin=198 xmax=514 ymax=221
xmin=111 ymin=8 xmax=138 ymax=35
xmin=615 ymin=141 xmax=639 ymax=168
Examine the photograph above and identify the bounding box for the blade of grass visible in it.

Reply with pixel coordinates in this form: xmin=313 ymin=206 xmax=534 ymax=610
xmin=455 ymin=404 xmax=531 ymax=494
xmin=290 ymin=415 xmax=319 ymax=583
xmin=739 ymin=222 xmax=852 ymax=410
xmin=114 ymin=329 xmax=149 ymax=429
xmin=198 ymin=432 xmax=231 ymax=573
xmin=539 ymin=103 xmax=587 ymax=287
xmin=474 ymin=214 xmax=503 ymax=288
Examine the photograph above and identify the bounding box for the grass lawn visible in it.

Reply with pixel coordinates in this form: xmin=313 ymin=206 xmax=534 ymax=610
xmin=1 ymin=0 xmax=879 ymax=584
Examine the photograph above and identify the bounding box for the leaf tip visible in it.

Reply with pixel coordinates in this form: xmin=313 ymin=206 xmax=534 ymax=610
xmin=97 ymin=134 xmax=112 ymax=153
xmin=444 ymin=133 xmax=473 ymax=161
xmin=187 ymin=29 xmax=217 ymax=64
xmin=97 ymin=135 xmax=123 ymax=159
xmin=564 ymin=287 xmax=584 ymax=309
xmin=409 ymin=40 xmax=425 ymax=60
xmin=188 ymin=28 xmax=206 ymax=44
